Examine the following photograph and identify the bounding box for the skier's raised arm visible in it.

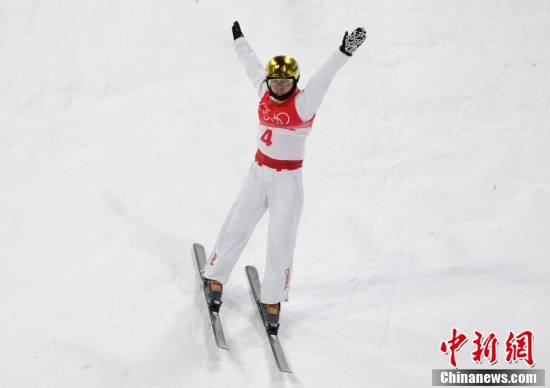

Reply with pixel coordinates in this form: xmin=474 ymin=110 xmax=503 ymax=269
xmin=232 ymin=21 xmax=267 ymax=97
xmin=296 ymin=27 xmax=366 ymax=121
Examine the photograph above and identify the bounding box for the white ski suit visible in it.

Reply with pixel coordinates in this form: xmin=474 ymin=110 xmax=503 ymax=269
xmin=203 ymin=37 xmax=350 ymax=304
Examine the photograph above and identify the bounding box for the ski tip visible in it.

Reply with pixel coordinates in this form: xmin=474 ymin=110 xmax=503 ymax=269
xmin=275 ymin=356 xmax=293 ymax=373
xmin=215 ymin=336 xmax=230 ymax=350
xmin=193 ymin=243 xmax=206 ymax=258
xmin=245 ymin=266 xmax=260 ymax=282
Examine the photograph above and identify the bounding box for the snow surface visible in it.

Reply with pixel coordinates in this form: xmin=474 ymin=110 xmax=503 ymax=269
xmin=1 ymin=1 xmax=549 ymax=387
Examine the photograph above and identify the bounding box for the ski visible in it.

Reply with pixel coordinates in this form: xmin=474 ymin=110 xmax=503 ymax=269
xmin=245 ymin=265 xmax=292 ymax=373
xmin=193 ymin=243 xmax=229 ymax=350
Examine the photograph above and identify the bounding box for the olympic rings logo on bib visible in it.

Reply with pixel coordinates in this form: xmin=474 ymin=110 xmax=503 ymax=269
xmin=259 ymin=103 xmax=290 ymax=126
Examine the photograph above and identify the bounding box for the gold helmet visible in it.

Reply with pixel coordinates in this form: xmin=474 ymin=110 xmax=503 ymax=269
xmin=265 ymin=55 xmax=300 ymax=81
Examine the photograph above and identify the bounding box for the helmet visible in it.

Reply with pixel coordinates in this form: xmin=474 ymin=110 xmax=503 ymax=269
xmin=265 ymin=55 xmax=300 ymax=101
xmin=265 ymin=55 xmax=300 ymax=81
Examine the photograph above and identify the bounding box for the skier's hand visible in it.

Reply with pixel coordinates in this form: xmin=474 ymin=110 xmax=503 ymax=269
xmin=232 ymin=21 xmax=244 ymax=40
xmin=340 ymin=27 xmax=366 ymax=56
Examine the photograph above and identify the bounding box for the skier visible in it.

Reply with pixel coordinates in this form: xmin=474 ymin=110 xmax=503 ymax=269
xmin=203 ymin=21 xmax=366 ymax=327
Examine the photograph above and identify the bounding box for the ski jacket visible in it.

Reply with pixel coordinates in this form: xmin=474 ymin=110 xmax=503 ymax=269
xmin=233 ymin=37 xmax=349 ymax=167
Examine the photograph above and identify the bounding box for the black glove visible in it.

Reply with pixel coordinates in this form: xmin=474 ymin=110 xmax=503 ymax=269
xmin=232 ymin=21 xmax=244 ymax=40
xmin=340 ymin=27 xmax=366 ymax=56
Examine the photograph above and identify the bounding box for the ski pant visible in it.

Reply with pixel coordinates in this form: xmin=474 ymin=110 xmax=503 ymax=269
xmin=202 ymin=162 xmax=304 ymax=304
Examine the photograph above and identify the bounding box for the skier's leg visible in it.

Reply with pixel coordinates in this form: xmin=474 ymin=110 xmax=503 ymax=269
xmin=260 ymin=169 xmax=304 ymax=304
xmin=203 ymin=164 xmax=267 ymax=284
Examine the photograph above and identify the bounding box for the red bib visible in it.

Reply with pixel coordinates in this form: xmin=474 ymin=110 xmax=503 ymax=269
xmin=257 ymin=89 xmax=315 ymax=130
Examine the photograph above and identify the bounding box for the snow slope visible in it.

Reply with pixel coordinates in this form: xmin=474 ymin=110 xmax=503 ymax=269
xmin=1 ymin=1 xmax=549 ymax=387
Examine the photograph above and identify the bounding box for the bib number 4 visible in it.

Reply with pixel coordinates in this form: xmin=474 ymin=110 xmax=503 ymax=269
xmin=260 ymin=129 xmax=273 ymax=147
